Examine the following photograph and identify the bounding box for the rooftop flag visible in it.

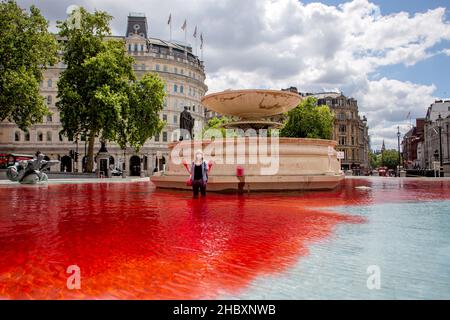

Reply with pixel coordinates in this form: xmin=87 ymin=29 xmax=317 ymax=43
xmin=181 ymin=19 xmax=187 ymax=31
xmin=167 ymin=13 xmax=171 ymax=25
xmin=193 ymin=26 xmax=197 ymax=38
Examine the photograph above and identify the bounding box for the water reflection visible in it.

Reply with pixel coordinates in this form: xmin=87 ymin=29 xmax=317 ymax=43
xmin=0 ymin=178 xmax=449 ymax=299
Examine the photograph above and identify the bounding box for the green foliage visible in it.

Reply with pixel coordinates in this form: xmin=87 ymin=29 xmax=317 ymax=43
xmin=369 ymin=150 xmax=380 ymax=169
xmin=56 ymin=7 xmax=115 ymax=141
xmin=125 ymin=74 xmax=166 ymax=151
xmin=280 ymin=97 xmax=334 ymax=139
xmin=381 ymin=149 xmax=400 ymax=169
xmin=0 ymin=0 xmax=58 ymax=129
xmin=202 ymin=116 xmax=231 ymax=138
xmin=56 ymin=7 xmax=165 ymax=171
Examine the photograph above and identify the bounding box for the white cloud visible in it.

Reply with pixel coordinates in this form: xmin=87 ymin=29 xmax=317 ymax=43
xmin=16 ymin=0 xmax=450 ymax=149
xmin=354 ymin=78 xmax=436 ymax=149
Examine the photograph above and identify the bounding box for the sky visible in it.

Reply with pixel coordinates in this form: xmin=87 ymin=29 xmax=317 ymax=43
xmin=15 ymin=0 xmax=450 ymax=150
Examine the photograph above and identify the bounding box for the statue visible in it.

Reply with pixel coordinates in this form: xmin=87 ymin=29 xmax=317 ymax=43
xmin=6 ymin=151 xmax=59 ymax=184
xmin=180 ymin=106 xmax=195 ymax=140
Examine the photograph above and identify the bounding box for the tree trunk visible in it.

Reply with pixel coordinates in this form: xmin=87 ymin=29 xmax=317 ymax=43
xmin=86 ymin=131 xmax=96 ymax=173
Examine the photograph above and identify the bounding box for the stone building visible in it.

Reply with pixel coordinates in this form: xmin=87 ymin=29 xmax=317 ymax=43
xmin=401 ymin=118 xmax=425 ymax=169
xmin=0 ymin=13 xmax=208 ymax=176
xmin=423 ymin=100 xmax=450 ymax=175
xmin=314 ymin=92 xmax=370 ymax=175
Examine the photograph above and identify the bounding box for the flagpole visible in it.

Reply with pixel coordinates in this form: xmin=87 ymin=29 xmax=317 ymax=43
xmin=184 ymin=24 xmax=187 ymax=59
xmin=200 ymin=33 xmax=204 ymax=61
xmin=170 ymin=20 xmax=172 ymax=41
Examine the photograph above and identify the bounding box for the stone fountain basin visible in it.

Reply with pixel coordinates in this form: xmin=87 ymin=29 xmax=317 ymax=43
xmin=201 ymin=89 xmax=302 ymax=119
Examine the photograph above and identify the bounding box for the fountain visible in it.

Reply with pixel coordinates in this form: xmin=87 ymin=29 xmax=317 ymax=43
xmin=151 ymin=89 xmax=343 ymax=192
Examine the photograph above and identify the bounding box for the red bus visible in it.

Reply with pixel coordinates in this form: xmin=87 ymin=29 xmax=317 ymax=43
xmin=0 ymin=153 xmax=34 ymax=169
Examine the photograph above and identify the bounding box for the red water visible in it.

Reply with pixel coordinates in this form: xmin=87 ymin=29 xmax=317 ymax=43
xmin=0 ymin=178 xmax=449 ymax=299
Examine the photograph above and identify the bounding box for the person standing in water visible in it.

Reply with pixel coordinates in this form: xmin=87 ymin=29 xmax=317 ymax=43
xmin=184 ymin=150 xmax=212 ymax=197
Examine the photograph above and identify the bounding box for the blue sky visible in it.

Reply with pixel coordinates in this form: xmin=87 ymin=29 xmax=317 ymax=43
xmin=301 ymin=0 xmax=450 ymax=99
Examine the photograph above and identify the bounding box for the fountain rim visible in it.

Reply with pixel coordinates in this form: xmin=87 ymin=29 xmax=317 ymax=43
xmin=201 ymin=88 xmax=302 ymax=102
xmin=167 ymin=137 xmax=338 ymax=148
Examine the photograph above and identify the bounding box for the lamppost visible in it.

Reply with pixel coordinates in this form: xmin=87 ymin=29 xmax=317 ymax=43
xmin=397 ymin=126 xmax=401 ymax=177
xmin=437 ymin=114 xmax=443 ymax=177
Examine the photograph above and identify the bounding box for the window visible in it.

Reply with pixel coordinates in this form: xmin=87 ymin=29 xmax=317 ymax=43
xmin=173 ymin=84 xmax=178 ymax=93
xmin=81 ymin=133 xmax=86 ymax=141
xmin=155 ymin=64 xmax=160 ymax=71
xmin=180 ymin=69 xmax=184 ymax=75
xmin=24 ymin=131 xmax=30 ymax=141
xmin=154 ymin=134 xmax=160 ymax=142
xmin=162 ymin=114 xmax=167 ymax=122
xmin=173 ymin=115 xmax=177 ymax=124
xmin=193 ymin=105 xmax=196 ymax=112
xmin=134 ymin=44 xmax=138 ymax=51
xmin=162 ymin=132 xmax=168 ymax=142
xmin=180 ymin=85 xmax=184 ymax=94
xmin=14 ymin=131 xmax=20 ymax=141
xmin=163 ymin=65 xmax=168 ymax=72
xmin=339 ymin=124 xmax=346 ymax=133
xmin=140 ymin=44 xmax=144 ymax=51
xmin=174 ymin=67 xmax=178 ymax=74
xmin=339 ymin=112 xmax=345 ymax=121
xmin=141 ymin=64 xmax=145 ymax=70
xmin=59 ymin=133 xmax=63 ymax=142
xmin=339 ymin=136 xmax=346 ymax=145
xmin=37 ymin=132 xmax=43 ymax=142
xmin=351 ymin=136 xmax=355 ymax=145
xmin=47 ymin=79 xmax=52 ymax=88
xmin=47 ymin=95 xmax=52 ymax=105
xmin=47 ymin=114 xmax=52 ymax=122
xmin=46 ymin=131 xmax=52 ymax=141
xmin=128 ymin=44 xmax=132 ymax=51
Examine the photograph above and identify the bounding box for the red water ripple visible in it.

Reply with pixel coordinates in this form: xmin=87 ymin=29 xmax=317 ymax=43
xmin=0 ymin=178 xmax=449 ymax=299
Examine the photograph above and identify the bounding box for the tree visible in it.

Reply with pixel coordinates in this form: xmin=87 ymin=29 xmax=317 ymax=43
xmin=380 ymin=149 xmax=399 ymax=169
xmin=202 ymin=116 xmax=231 ymax=138
xmin=369 ymin=150 xmax=380 ymax=169
xmin=56 ymin=7 xmax=165 ymax=172
xmin=0 ymin=0 xmax=58 ymax=130
xmin=280 ymin=97 xmax=334 ymax=139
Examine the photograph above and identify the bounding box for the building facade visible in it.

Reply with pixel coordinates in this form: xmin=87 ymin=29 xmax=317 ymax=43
xmin=401 ymin=118 xmax=425 ymax=169
xmin=314 ymin=93 xmax=370 ymax=175
xmin=0 ymin=13 xmax=208 ymax=176
xmin=423 ymin=100 xmax=450 ymax=174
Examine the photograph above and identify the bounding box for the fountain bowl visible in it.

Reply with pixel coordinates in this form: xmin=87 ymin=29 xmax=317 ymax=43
xmin=201 ymin=89 xmax=302 ymax=119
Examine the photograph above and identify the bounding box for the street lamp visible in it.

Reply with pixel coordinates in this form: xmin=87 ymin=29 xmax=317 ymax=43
xmin=437 ymin=114 xmax=443 ymax=177
xmin=397 ymin=126 xmax=401 ymax=176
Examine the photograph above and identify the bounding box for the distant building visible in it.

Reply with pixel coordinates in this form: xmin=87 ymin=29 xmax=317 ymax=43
xmin=314 ymin=93 xmax=370 ymax=175
xmin=0 ymin=13 xmax=208 ymax=176
xmin=401 ymin=118 xmax=425 ymax=169
xmin=423 ymin=100 xmax=450 ymax=174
